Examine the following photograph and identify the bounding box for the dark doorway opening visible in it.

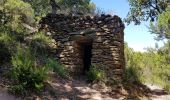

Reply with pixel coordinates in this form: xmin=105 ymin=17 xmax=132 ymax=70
xmin=75 ymin=35 xmax=93 ymax=75
xmin=82 ymin=43 xmax=92 ymax=74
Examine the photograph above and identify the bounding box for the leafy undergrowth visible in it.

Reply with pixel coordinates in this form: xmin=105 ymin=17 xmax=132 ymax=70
xmin=10 ymin=46 xmax=49 ymax=94
xmin=122 ymin=65 xmax=170 ymax=99
xmin=0 ymin=44 xmax=68 ymax=96
xmin=86 ymin=65 xmax=105 ymax=83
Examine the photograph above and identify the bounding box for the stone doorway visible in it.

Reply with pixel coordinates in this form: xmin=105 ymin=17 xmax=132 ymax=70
xmin=75 ymin=35 xmax=93 ymax=75
xmin=82 ymin=43 xmax=92 ymax=74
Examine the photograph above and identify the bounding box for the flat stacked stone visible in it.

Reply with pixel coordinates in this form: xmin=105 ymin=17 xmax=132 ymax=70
xmin=39 ymin=13 xmax=125 ymax=83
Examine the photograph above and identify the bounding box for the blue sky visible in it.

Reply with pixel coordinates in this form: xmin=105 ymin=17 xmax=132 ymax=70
xmin=91 ymin=0 xmax=165 ymax=51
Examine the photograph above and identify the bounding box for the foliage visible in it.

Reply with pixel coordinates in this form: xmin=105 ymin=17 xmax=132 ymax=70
xmin=125 ymin=0 xmax=170 ymax=88
xmin=22 ymin=0 xmax=50 ymax=17
xmin=125 ymin=42 xmax=170 ymax=92
xmin=86 ymin=65 xmax=105 ymax=82
xmin=0 ymin=0 xmax=94 ymax=65
xmin=124 ymin=43 xmax=143 ymax=83
xmin=125 ymin=0 xmax=169 ymax=25
xmin=1 ymin=0 xmax=35 ymax=33
xmin=124 ymin=66 xmax=141 ymax=83
xmin=22 ymin=0 xmax=96 ymax=18
xmin=157 ymin=5 xmax=170 ymax=39
xmin=0 ymin=43 xmax=11 ymax=63
xmin=0 ymin=30 xmax=16 ymax=63
xmin=30 ymin=32 xmax=55 ymax=54
xmin=58 ymin=0 xmax=96 ymax=14
xmin=10 ymin=46 xmax=48 ymax=94
xmin=45 ymin=58 xmax=68 ymax=78
xmin=149 ymin=5 xmax=170 ymax=40
xmin=158 ymin=41 xmax=170 ymax=64
xmin=126 ymin=0 xmax=170 ymax=39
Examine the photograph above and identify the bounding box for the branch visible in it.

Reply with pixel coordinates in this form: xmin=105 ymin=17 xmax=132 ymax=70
xmin=155 ymin=0 xmax=161 ymax=14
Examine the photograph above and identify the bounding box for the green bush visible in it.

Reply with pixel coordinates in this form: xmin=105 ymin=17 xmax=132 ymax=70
xmin=10 ymin=46 xmax=48 ymax=94
xmin=30 ymin=32 xmax=55 ymax=53
xmin=0 ymin=43 xmax=11 ymax=63
xmin=0 ymin=32 xmax=14 ymax=63
xmin=86 ymin=65 xmax=105 ymax=82
xmin=165 ymin=84 xmax=170 ymax=92
xmin=125 ymin=43 xmax=170 ymax=92
xmin=124 ymin=66 xmax=141 ymax=83
xmin=46 ymin=58 xmax=68 ymax=78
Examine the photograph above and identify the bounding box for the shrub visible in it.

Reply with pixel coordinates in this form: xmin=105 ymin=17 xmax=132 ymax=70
xmin=124 ymin=66 xmax=141 ymax=83
xmin=10 ymin=46 xmax=48 ymax=94
xmin=30 ymin=32 xmax=55 ymax=54
xmin=0 ymin=32 xmax=15 ymax=63
xmin=86 ymin=65 xmax=105 ymax=82
xmin=0 ymin=43 xmax=11 ymax=63
xmin=45 ymin=58 xmax=68 ymax=78
xmin=164 ymin=84 xmax=170 ymax=92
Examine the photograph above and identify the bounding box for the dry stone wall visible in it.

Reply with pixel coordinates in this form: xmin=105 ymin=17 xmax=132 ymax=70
xmin=39 ymin=13 xmax=125 ymax=83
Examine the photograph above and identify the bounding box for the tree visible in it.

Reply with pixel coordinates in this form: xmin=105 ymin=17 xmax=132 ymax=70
xmin=22 ymin=0 xmax=96 ymax=17
xmin=149 ymin=5 xmax=170 ymax=40
xmin=22 ymin=0 xmax=50 ymax=17
xmin=125 ymin=0 xmax=170 ymax=39
xmin=158 ymin=41 xmax=170 ymax=64
xmin=124 ymin=42 xmax=170 ymax=91
xmin=58 ymin=0 xmax=96 ymax=14
xmin=125 ymin=0 xmax=169 ymax=24
xmin=0 ymin=0 xmax=35 ymax=33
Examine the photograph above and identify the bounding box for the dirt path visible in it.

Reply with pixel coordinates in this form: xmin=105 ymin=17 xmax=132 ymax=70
xmin=147 ymin=84 xmax=170 ymax=100
xmin=45 ymin=77 xmax=127 ymax=100
xmin=0 ymin=88 xmax=19 ymax=100
xmin=0 ymin=78 xmax=170 ymax=100
xmin=0 ymin=92 xmax=15 ymax=100
xmin=0 ymin=76 xmax=128 ymax=100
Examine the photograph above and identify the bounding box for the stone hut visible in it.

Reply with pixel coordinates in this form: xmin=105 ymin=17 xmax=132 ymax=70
xmin=39 ymin=13 xmax=125 ymax=82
